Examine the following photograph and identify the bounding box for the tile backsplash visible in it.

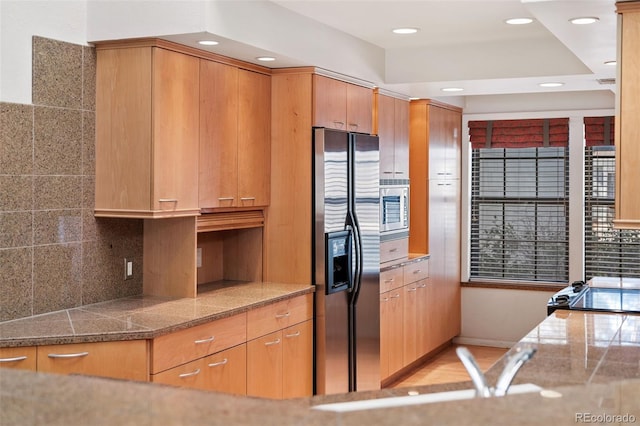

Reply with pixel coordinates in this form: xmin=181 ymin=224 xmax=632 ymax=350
xmin=0 ymin=36 xmax=143 ymax=322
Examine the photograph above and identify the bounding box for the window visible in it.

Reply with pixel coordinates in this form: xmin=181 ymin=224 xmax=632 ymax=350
xmin=584 ymin=117 xmax=640 ymax=279
xmin=468 ymin=119 xmax=569 ymax=282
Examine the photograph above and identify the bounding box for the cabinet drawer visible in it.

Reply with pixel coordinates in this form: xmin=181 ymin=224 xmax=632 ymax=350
xmin=247 ymin=294 xmax=312 ymax=340
xmin=152 ymin=313 xmax=246 ymax=374
xmin=403 ymin=258 xmax=429 ymax=283
xmin=380 ymin=238 xmax=408 ymax=264
xmin=151 ymin=344 xmax=247 ymax=395
xmin=0 ymin=346 xmax=37 ymax=371
xmin=38 ymin=340 xmax=148 ymax=381
xmin=380 ymin=267 xmax=404 ymax=293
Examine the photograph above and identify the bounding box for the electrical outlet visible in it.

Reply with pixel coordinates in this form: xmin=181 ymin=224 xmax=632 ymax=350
xmin=124 ymin=258 xmax=133 ymax=280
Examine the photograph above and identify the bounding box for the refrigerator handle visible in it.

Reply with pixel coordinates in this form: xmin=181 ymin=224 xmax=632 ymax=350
xmin=348 ymin=210 xmax=363 ymax=305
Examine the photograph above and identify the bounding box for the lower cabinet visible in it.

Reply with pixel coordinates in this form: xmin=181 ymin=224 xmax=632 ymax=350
xmin=152 ymin=344 xmax=247 ymax=395
xmin=380 ymin=257 xmax=434 ymax=382
xmin=37 ymin=340 xmax=148 ymax=381
xmin=246 ymin=294 xmax=313 ymax=399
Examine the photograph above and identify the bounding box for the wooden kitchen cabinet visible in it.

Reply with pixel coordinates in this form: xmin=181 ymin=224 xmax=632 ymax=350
xmin=380 ymin=288 xmax=404 ymax=379
xmin=375 ymin=91 xmax=409 ymax=180
xmin=313 ymin=74 xmax=373 ymax=134
xmin=199 ymin=61 xmax=271 ymax=209
xmin=615 ymin=2 xmax=640 ymax=229
xmin=95 ymin=45 xmax=200 ymax=218
xmin=246 ymin=293 xmax=313 ymax=399
xmin=0 ymin=346 xmax=37 ymax=371
xmin=37 ymin=340 xmax=148 ymax=381
xmin=151 ymin=344 xmax=247 ymax=395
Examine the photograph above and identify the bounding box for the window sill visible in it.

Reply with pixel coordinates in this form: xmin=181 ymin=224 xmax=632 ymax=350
xmin=462 ymin=280 xmax=565 ymax=292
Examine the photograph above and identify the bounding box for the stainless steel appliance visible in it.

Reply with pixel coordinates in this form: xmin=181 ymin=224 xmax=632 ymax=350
xmin=547 ymin=277 xmax=640 ymax=315
xmin=312 ymin=127 xmax=380 ymax=395
xmin=379 ymin=184 xmax=409 ymax=237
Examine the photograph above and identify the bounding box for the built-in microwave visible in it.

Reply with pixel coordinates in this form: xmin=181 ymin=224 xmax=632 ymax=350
xmin=380 ymin=185 xmax=409 ymax=235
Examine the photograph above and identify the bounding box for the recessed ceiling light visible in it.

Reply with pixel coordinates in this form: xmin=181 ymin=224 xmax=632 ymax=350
xmin=198 ymin=40 xmax=219 ymax=46
xmin=505 ymin=17 xmax=534 ymax=25
xmin=604 ymin=60 xmax=617 ymax=66
xmin=441 ymin=87 xmax=464 ymax=92
xmin=256 ymin=56 xmax=276 ymax=62
xmin=539 ymin=82 xmax=564 ymax=88
xmin=392 ymin=27 xmax=419 ymax=34
xmin=569 ymin=16 xmax=599 ymax=25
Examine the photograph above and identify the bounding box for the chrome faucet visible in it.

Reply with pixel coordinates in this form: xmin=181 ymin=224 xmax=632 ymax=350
xmin=456 ymin=345 xmax=537 ymax=398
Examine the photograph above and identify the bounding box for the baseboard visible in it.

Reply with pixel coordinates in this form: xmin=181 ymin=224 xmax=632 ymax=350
xmin=453 ymin=336 xmax=516 ymax=348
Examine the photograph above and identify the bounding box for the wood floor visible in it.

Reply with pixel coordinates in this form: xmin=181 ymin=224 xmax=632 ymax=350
xmin=389 ymin=344 xmax=508 ymax=389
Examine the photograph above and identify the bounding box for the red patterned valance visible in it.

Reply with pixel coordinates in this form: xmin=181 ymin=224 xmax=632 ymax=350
xmin=584 ymin=116 xmax=614 ymax=147
xmin=469 ymin=118 xmax=569 ymax=149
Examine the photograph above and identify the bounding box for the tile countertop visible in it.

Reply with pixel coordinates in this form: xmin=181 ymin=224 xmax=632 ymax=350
xmin=2 ymin=310 xmax=640 ymax=425
xmin=0 ymin=281 xmax=314 ymax=347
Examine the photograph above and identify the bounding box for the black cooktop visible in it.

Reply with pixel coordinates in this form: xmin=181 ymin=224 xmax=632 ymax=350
xmin=547 ymin=279 xmax=640 ymax=315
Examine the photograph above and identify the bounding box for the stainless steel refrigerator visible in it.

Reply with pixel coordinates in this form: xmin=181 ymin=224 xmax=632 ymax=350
xmin=312 ymin=127 xmax=380 ymax=395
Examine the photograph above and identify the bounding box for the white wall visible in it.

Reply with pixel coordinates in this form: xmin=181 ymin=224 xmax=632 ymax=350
xmin=456 ymin=287 xmax=555 ymax=347
xmin=0 ymin=0 xmax=88 ymax=104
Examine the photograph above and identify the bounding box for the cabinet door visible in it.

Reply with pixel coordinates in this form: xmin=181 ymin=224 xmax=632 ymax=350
xmin=346 ymin=83 xmax=373 ymax=134
xmin=313 ymin=75 xmax=347 ymax=130
xmin=38 ymin=340 xmax=148 ymax=381
xmin=428 ymin=105 xmax=461 ymax=180
xmin=379 ymin=293 xmax=391 ymax=380
xmin=237 ymin=69 xmax=271 ymax=207
xmin=386 ymin=289 xmax=404 ymax=375
xmin=415 ymin=279 xmax=432 ymax=356
xmin=199 ymin=60 xmax=239 ymax=209
xmin=152 ymin=47 xmax=200 ymax=213
xmin=403 ymin=284 xmax=419 ymax=365
xmin=0 ymin=346 xmax=36 ymax=371
xmin=282 ymin=320 xmax=313 ymax=398
xmin=394 ymin=98 xmax=410 ymax=178
xmin=377 ymin=94 xmax=396 ymax=178
xmin=247 ymin=330 xmax=283 ymax=399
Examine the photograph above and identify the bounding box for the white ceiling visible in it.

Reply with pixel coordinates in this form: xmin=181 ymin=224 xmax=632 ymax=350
xmin=266 ymin=0 xmax=618 ymax=98
xmin=87 ymin=0 xmax=620 ymax=101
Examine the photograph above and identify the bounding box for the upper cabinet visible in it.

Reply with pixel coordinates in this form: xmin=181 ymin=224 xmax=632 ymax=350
xmin=615 ymin=1 xmax=640 ymax=229
xmin=95 ymin=45 xmax=200 ymax=218
xmin=313 ymin=74 xmax=373 ymax=134
xmin=375 ymin=91 xmax=409 ymax=180
xmin=199 ymin=62 xmax=271 ymax=210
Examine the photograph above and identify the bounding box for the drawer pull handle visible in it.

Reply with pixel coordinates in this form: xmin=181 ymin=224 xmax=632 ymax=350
xmin=382 ymin=297 xmax=389 ymax=302
xmin=275 ymin=312 xmax=290 ymax=319
xmin=48 ymin=352 xmax=89 ymax=359
xmin=208 ymin=358 xmax=228 ymax=368
xmin=383 ymin=171 xmax=394 ymax=174
xmin=389 ymin=248 xmax=398 ymax=252
xmin=407 ymin=287 xmax=417 ymax=292
xmin=240 ymin=197 xmax=256 ymax=201
xmin=390 ymin=294 xmax=400 ymax=299
xmin=419 ymin=283 xmax=427 ymax=288
xmin=158 ymin=198 xmax=178 ymax=203
xmin=179 ymin=368 xmax=201 ymax=378
xmin=384 ymin=278 xmax=394 ymax=283
xmin=265 ymin=338 xmax=281 ymax=346
xmin=413 ymin=270 xmax=421 ymax=274
xmin=194 ymin=336 xmax=215 ymax=344
xmin=333 ymin=121 xmax=345 ymax=128
xmin=285 ymin=331 xmax=301 ymax=338
xmin=218 ymin=197 xmax=234 ymax=201
xmin=0 ymin=356 xmax=28 ymax=363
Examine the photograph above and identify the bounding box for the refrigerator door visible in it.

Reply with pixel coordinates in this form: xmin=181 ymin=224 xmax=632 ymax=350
xmin=313 ymin=128 xmax=351 ymax=395
xmin=351 ymin=133 xmax=381 ymax=392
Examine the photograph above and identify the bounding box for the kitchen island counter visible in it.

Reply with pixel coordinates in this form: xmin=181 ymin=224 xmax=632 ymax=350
xmin=2 ymin=310 xmax=640 ymax=425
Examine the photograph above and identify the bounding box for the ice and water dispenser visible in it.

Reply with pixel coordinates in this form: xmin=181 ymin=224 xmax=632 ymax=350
xmin=325 ymin=230 xmax=352 ymax=295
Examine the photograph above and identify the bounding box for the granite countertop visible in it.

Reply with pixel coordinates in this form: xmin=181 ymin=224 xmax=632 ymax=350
xmin=0 ymin=281 xmax=314 ymax=347
xmin=3 ymin=310 xmax=640 ymax=425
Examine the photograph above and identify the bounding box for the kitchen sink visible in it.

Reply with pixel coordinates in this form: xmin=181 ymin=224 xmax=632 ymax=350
xmin=311 ymin=383 xmax=543 ymax=413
